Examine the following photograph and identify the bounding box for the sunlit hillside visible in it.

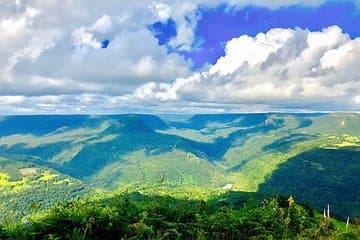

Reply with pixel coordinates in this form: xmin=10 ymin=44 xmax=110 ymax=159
xmin=0 ymin=113 xmax=359 ymax=223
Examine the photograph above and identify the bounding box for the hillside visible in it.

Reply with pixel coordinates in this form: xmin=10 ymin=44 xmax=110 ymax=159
xmin=0 ymin=157 xmax=91 ymax=221
xmin=0 ymin=113 xmax=359 ymax=221
xmin=259 ymin=147 xmax=360 ymax=219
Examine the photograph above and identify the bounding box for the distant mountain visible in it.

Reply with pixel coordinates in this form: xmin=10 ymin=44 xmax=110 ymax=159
xmin=0 ymin=113 xmax=360 ymax=219
xmin=0 ymin=115 xmax=89 ymax=136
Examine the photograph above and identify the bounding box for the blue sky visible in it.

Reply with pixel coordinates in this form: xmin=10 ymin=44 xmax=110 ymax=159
xmin=1 ymin=0 xmax=360 ymax=114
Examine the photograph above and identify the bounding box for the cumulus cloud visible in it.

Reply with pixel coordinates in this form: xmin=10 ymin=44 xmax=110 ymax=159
xmin=89 ymin=15 xmax=113 ymax=33
xmin=149 ymin=2 xmax=172 ymax=21
xmin=0 ymin=1 xmax=193 ymax=97
xmin=0 ymin=0 xmax=359 ymax=113
xmin=130 ymin=26 xmax=360 ymax=111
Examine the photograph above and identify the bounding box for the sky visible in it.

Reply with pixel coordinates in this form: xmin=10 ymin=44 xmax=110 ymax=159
xmin=1 ymin=0 xmax=360 ymax=114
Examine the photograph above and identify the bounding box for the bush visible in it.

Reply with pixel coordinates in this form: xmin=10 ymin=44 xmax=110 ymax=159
xmin=0 ymin=192 xmax=359 ymax=240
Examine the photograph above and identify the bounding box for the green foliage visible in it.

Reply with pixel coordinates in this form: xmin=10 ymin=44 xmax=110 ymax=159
xmin=258 ymin=148 xmax=360 ymax=218
xmin=1 ymin=113 xmax=360 ymax=227
xmin=0 ymin=158 xmax=90 ymax=222
xmin=0 ymin=191 xmax=358 ymax=240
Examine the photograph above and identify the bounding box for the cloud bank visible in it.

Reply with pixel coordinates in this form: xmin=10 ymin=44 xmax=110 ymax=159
xmin=0 ymin=0 xmax=359 ymax=114
xmin=124 ymin=26 xmax=360 ymax=112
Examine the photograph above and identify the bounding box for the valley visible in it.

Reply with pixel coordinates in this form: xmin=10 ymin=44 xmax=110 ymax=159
xmin=0 ymin=113 xmax=359 ymax=222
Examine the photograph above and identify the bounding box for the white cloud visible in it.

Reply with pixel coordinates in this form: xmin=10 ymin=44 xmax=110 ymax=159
xmin=209 ymin=28 xmax=294 ymax=75
xmin=6 ymin=29 xmax=62 ymax=71
xmin=129 ymin=26 xmax=360 ymax=111
xmin=133 ymin=56 xmax=156 ymax=76
xmin=71 ymin=27 xmax=102 ymax=61
xmin=133 ymin=82 xmax=157 ymax=99
xmin=89 ymin=15 xmax=113 ymax=33
xmin=0 ymin=6 xmax=43 ymax=71
xmin=0 ymin=0 xmax=359 ymax=114
xmin=0 ymin=2 xmax=193 ymax=97
xmin=355 ymin=96 xmax=360 ymax=104
xmin=0 ymin=7 xmax=39 ymax=36
xmin=0 ymin=96 xmax=25 ymax=105
xmin=149 ymin=2 xmax=172 ymax=21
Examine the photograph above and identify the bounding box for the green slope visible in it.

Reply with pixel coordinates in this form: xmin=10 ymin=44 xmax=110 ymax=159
xmin=0 ymin=113 xmax=360 ymax=220
xmin=0 ymin=157 xmax=91 ymax=221
xmin=258 ymin=147 xmax=360 ymax=219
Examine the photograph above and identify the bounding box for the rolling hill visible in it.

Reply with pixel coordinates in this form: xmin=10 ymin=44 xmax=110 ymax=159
xmin=0 ymin=113 xmax=359 ymax=220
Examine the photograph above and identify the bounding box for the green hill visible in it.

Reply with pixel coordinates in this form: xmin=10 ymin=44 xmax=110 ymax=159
xmin=0 ymin=113 xmax=360 ymax=222
xmin=0 ymin=157 xmax=91 ymax=221
xmin=258 ymin=147 xmax=360 ymax=219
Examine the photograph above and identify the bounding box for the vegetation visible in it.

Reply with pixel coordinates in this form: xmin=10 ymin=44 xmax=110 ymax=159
xmin=1 ymin=191 xmax=359 ymax=240
xmin=259 ymin=147 xmax=360 ymax=219
xmin=0 ymin=157 xmax=91 ymax=221
xmin=1 ymin=113 xmax=360 ymax=238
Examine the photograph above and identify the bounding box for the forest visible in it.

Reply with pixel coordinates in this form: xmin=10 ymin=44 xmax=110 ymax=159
xmin=0 ymin=191 xmax=359 ymax=240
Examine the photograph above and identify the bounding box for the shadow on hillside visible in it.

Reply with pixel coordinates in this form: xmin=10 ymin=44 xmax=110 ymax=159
xmin=61 ymin=115 xmax=283 ymax=178
xmin=262 ymin=133 xmax=317 ymax=152
xmin=257 ymin=147 xmax=360 ymax=219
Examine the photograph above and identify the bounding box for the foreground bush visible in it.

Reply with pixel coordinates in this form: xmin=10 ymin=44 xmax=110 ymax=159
xmin=0 ymin=192 xmax=358 ymax=240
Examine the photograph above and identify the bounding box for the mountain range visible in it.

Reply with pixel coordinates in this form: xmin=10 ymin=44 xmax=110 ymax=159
xmin=0 ymin=113 xmax=359 ymax=221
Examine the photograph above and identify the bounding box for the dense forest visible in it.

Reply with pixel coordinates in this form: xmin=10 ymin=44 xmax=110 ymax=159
xmin=0 ymin=191 xmax=359 ymax=240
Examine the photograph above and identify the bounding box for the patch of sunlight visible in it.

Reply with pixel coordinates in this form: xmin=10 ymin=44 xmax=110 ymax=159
xmin=334 ymin=142 xmax=360 ymax=147
xmin=39 ymin=171 xmax=58 ymax=181
xmin=53 ymin=178 xmax=72 ymax=185
xmin=0 ymin=120 xmax=114 ymax=148
xmin=0 ymin=173 xmax=10 ymax=186
xmin=12 ymin=183 xmax=31 ymax=193
xmin=88 ymin=134 xmax=118 ymax=144
xmin=49 ymin=144 xmax=84 ymax=164
xmin=156 ymin=127 xmax=241 ymax=143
